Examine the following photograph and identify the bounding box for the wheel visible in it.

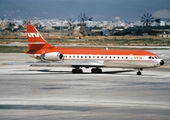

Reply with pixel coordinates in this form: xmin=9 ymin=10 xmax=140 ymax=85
xmin=97 ymin=69 xmax=102 ymax=73
xmin=91 ymin=69 xmax=95 ymax=73
xmin=72 ymin=69 xmax=83 ymax=73
xmin=72 ymin=69 xmax=76 ymax=73
xmin=91 ymin=68 xmax=102 ymax=73
xmin=78 ymin=69 xmax=83 ymax=73
xmin=137 ymin=71 xmax=142 ymax=75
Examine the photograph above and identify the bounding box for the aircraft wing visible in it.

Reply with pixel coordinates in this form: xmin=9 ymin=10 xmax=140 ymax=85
xmin=3 ymin=60 xmax=105 ymax=67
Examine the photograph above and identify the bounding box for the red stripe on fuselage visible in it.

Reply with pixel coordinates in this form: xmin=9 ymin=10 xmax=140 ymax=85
xmin=25 ymin=46 xmax=156 ymax=56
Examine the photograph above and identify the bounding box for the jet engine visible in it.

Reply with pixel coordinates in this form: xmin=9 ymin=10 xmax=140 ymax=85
xmin=41 ymin=52 xmax=63 ymax=61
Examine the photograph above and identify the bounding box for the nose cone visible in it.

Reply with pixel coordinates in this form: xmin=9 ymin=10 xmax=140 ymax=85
xmin=160 ymin=60 xmax=165 ymax=66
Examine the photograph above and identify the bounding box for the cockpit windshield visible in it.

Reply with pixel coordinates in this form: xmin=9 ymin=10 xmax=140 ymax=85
xmin=148 ymin=56 xmax=160 ymax=59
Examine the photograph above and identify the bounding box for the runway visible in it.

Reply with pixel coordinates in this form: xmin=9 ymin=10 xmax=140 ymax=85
xmin=0 ymin=51 xmax=170 ymax=120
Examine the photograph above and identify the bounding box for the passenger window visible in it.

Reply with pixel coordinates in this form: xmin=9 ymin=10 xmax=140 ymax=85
xmin=148 ymin=56 xmax=151 ymax=59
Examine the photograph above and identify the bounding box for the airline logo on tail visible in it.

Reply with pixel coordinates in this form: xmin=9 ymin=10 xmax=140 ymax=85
xmin=27 ymin=33 xmax=40 ymax=37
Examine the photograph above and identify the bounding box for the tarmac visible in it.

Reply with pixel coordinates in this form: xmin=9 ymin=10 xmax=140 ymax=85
xmin=0 ymin=50 xmax=170 ymax=120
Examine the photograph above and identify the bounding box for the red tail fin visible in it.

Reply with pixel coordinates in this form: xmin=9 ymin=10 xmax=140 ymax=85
xmin=26 ymin=24 xmax=53 ymax=53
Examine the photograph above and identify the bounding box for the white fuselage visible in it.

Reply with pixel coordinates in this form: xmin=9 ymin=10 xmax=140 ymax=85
xmin=29 ymin=53 xmax=162 ymax=69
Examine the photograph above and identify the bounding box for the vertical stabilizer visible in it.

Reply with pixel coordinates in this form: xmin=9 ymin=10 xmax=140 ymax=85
xmin=26 ymin=24 xmax=53 ymax=52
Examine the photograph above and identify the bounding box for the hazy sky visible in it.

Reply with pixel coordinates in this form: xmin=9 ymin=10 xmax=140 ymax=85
xmin=0 ymin=0 xmax=170 ymax=21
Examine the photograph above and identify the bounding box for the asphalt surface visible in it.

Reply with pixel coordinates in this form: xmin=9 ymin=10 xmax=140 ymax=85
xmin=0 ymin=51 xmax=170 ymax=120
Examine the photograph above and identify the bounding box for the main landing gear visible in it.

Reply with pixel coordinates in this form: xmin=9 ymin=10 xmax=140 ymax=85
xmin=71 ymin=67 xmax=102 ymax=74
xmin=137 ymin=68 xmax=143 ymax=75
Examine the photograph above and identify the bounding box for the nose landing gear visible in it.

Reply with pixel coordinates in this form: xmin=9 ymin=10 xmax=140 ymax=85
xmin=160 ymin=60 xmax=165 ymax=66
xmin=137 ymin=71 xmax=142 ymax=75
xmin=137 ymin=68 xmax=143 ymax=75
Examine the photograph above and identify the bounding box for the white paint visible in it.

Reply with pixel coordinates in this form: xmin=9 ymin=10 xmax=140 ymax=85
xmin=27 ymin=33 xmax=40 ymax=37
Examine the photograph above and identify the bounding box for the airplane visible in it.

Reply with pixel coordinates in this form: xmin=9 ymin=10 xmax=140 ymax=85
xmin=25 ymin=24 xmax=164 ymax=75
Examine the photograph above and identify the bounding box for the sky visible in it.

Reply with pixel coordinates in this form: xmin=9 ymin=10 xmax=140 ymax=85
xmin=0 ymin=0 xmax=170 ymax=21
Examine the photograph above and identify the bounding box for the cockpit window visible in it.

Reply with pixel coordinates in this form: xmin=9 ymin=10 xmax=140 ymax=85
xmin=149 ymin=56 xmax=160 ymax=59
xmin=154 ymin=56 xmax=158 ymax=59
xmin=148 ymin=56 xmax=152 ymax=59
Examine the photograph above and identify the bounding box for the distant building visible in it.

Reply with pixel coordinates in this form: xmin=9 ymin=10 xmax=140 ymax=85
xmin=160 ymin=21 xmax=166 ymax=26
xmin=157 ymin=33 xmax=170 ymax=38
xmin=43 ymin=25 xmax=54 ymax=30
xmin=78 ymin=23 xmax=92 ymax=36
xmin=0 ymin=21 xmax=6 ymax=30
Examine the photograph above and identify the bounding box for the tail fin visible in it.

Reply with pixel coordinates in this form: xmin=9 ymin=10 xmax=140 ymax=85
xmin=26 ymin=24 xmax=53 ymax=53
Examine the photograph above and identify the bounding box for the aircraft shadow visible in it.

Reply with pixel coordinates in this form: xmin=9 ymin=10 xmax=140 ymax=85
xmin=9 ymin=69 xmax=135 ymax=75
xmin=0 ymin=104 xmax=101 ymax=111
xmin=39 ymin=69 xmax=134 ymax=74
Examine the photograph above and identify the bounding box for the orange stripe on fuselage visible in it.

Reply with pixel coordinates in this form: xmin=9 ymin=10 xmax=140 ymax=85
xmin=25 ymin=46 xmax=156 ymax=56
